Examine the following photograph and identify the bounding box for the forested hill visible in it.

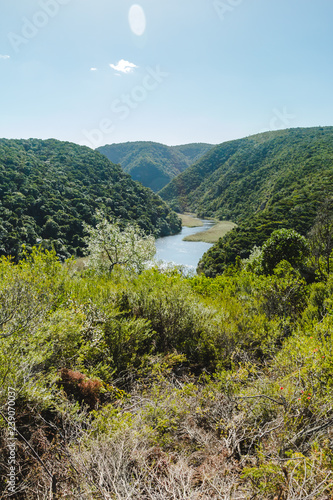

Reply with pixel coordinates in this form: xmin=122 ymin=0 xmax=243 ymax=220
xmin=0 ymin=138 xmax=181 ymax=260
xmin=97 ymin=141 xmax=214 ymax=192
xmin=159 ymin=126 xmax=333 ymax=275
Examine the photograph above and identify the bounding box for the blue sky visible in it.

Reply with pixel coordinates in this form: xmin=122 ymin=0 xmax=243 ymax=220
xmin=0 ymin=0 xmax=332 ymax=148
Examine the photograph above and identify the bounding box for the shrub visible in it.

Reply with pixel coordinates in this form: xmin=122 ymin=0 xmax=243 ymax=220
xmin=261 ymin=228 xmax=309 ymax=274
xmin=116 ymin=270 xmax=211 ymax=361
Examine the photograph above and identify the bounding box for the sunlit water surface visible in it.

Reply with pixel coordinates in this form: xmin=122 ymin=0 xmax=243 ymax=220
xmin=154 ymin=220 xmax=214 ymax=273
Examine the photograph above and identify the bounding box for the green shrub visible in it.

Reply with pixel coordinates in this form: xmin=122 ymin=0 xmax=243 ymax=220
xmin=261 ymin=228 xmax=309 ymax=274
xmin=116 ymin=269 xmax=211 ymax=361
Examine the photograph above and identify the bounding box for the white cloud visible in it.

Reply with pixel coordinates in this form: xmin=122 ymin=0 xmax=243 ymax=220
xmin=0 ymin=55 xmax=10 ymax=60
xmin=90 ymin=67 xmax=97 ymax=71
xmin=109 ymin=59 xmax=138 ymax=74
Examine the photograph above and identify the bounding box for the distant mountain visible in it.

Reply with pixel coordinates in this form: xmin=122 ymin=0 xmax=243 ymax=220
xmin=97 ymin=141 xmax=214 ymax=192
xmin=170 ymin=143 xmax=216 ymax=165
xmin=159 ymin=127 xmax=333 ymax=275
xmin=0 ymin=138 xmax=181 ymax=260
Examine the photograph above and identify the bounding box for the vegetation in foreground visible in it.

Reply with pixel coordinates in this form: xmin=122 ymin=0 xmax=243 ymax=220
xmin=183 ymin=220 xmax=236 ymax=243
xmin=1 ymin=215 xmax=333 ymax=498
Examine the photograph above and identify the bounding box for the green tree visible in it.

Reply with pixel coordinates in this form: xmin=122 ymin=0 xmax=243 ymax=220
xmin=84 ymin=211 xmax=156 ymax=274
xmin=261 ymin=228 xmax=309 ymax=275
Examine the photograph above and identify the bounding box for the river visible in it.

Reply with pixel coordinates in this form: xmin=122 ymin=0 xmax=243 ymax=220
xmin=154 ymin=219 xmax=214 ymax=273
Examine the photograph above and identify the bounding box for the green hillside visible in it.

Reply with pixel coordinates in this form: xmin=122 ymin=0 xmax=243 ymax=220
xmin=159 ymin=127 xmax=333 ymax=275
xmin=97 ymin=141 xmax=214 ymax=192
xmin=0 ymin=138 xmax=181 ymax=260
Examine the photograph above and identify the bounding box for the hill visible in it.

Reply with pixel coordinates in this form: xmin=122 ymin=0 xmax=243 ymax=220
xmin=0 ymin=138 xmax=181 ymax=259
xmin=159 ymin=127 xmax=333 ymax=275
xmin=97 ymin=141 xmax=214 ymax=192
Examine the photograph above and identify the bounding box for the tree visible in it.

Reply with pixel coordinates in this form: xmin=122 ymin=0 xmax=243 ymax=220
xmin=84 ymin=211 xmax=156 ymax=274
xmin=261 ymin=228 xmax=309 ymax=275
xmin=308 ymin=198 xmax=333 ymax=277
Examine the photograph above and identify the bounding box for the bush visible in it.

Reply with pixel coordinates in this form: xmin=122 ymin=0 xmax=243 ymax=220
xmin=116 ymin=269 xmax=211 ymax=361
xmin=261 ymin=228 xmax=309 ymax=274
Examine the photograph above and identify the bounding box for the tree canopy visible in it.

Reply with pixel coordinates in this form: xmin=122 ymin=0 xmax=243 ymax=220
xmin=0 ymin=138 xmax=181 ymax=260
xmin=260 ymin=228 xmax=309 ymax=275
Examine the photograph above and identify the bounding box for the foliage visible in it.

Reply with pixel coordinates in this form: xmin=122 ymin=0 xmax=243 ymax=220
xmin=58 ymin=368 xmax=103 ymax=410
xmin=115 ymin=269 xmax=211 ymax=360
xmin=308 ymin=197 xmax=333 ymax=278
xmin=98 ymin=141 xmax=214 ymax=192
xmin=84 ymin=211 xmax=156 ymax=274
xmin=258 ymin=261 xmax=308 ymax=328
xmin=260 ymin=228 xmax=309 ymax=274
xmin=0 ymin=247 xmax=333 ymax=498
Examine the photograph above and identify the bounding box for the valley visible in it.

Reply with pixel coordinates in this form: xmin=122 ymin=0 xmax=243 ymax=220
xmin=0 ymin=138 xmax=181 ymax=260
xmin=3 ymin=1 xmax=333 ymax=496
xmin=1 ymin=127 xmax=333 ymax=498
xmin=158 ymin=126 xmax=333 ymax=275
xmin=97 ymin=141 xmax=214 ymax=192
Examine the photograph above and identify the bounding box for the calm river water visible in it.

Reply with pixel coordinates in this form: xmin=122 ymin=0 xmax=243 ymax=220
xmin=154 ymin=219 xmax=214 ymax=273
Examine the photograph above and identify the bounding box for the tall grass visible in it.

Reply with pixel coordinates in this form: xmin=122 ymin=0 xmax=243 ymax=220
xmin=183 ymin=221 xmax=236 ymax=243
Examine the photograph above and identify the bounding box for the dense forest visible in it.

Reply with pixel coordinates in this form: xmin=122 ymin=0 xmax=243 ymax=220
xmin=0 ymin=138 xmax=181 ymax=260
xmin=97 ymin=141 xmax=214 ymax=192
xmin=1 ymin=216 xmax=333 ymax=497
xmin=158 ymin=127 xmax=333 ymax=276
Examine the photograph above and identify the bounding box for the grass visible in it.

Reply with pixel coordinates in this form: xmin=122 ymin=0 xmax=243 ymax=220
xmin=183 ymin=221 xmax=237 ymax=243
xmin=178 ymin=213 xmax=203 ymax=228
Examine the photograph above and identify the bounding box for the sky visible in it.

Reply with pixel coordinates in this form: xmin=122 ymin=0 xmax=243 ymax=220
xmin=0 ymin=0 xmax=332 ymax=149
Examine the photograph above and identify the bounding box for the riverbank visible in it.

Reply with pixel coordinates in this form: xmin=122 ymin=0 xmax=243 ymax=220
xmin=177 ymin=213 xmax=203 ymax=228
xmin=155 ymin=218 xmax=213 ymax=270
xmin=183 ymin=220 xmax=236 ymax=243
